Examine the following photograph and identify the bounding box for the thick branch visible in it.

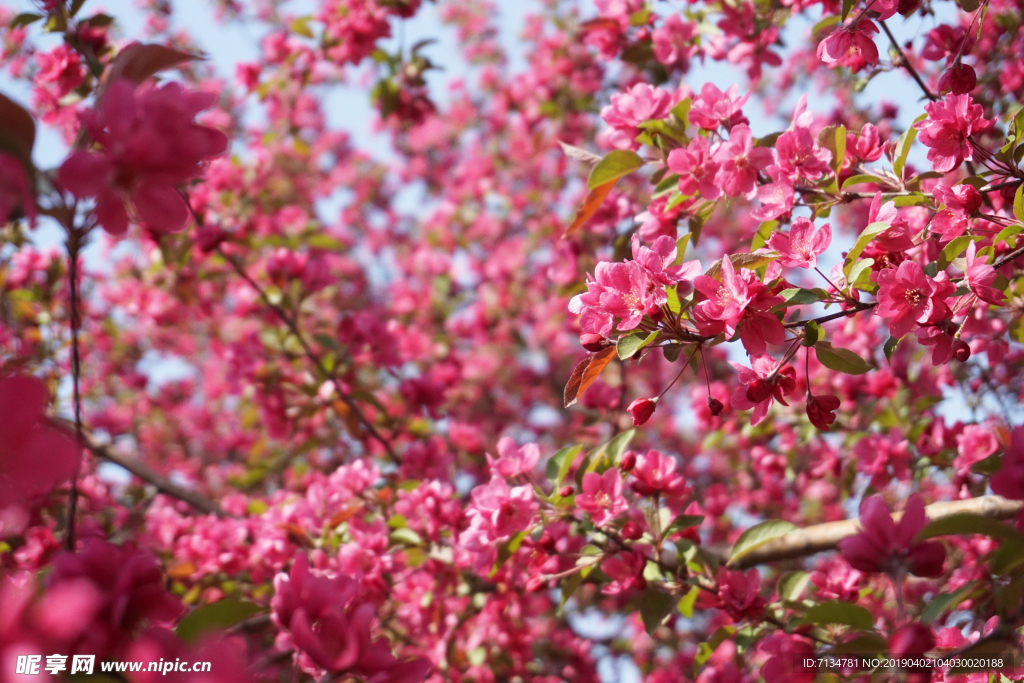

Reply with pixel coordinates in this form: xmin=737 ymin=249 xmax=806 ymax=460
xmin=728 ymin=495 xmax=1022 ymax=569
xmin=68 ymin=422 xmax=231 ymax=518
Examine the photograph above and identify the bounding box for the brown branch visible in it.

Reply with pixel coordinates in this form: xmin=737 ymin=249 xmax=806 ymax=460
xmin=880 ymin=20 xmax=937 ymax=102
xmin=727 ymin=495 xmax=1022 ymax=569
xmin=66 ymin=421 xmax=232 ymax=518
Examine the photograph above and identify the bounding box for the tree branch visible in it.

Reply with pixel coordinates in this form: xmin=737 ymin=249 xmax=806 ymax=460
xmin=726 ymin=495 xmax=1022 ymax=569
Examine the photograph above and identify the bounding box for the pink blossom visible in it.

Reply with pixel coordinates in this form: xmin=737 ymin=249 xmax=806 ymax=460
xmin=688 ymin=83 xmax=749 ymax=130
xmin=874 ymin=261 xmax=955 ymax=339
xmin=569 ymin=260 xmax=658 ymax=335
xmin=913 ymin=94 xmax=994 ymax=173
xmin=629 ymin=450 xmax=689 ymax=499
xmin=922 ymin=25 xmax=975 ymax=64
xmin=728 ymin=355 xmax=797 ymax=425
xmin=963 ymin=241 xmax=1006 ymax=306
xmin=817 ymin=21 xmax=879 ymax=72
xmin=854 ymin=429 xmax=914 ymax=488
xmin=931 ymin=183 xmax=982 ymax=240
xmin=715 ymin=567 xmax=765 ymax=621
xmin=600 ymin=551 xmax=645 ymax=594
xmin=953 ymin=424 xmax=999 ymax=473
xmin=576 ymin=469 xmax=628 ymax=526
xmin=692 ymin=256 xmax=785 ymax=356
xmin=809 ymin=558 xmax=862 ymax=602
xmin=36 ymin=44 xmax=83 ymax=97
xmin=806 ymin=393 xmax=841 ymax=431
xmin=773 ymin=126 xmax=831 ymax=181
xmin=759 ymin=634 xmax=815 ymax=683
xmin=991 ymin=428 xmax=1024 ymax=500
xmin=750 ymin=166 xmax=794 ymax=221
xmin=667 ymin=136 xmax=722 ymax=200
xmin=0 ymin=374 xmax=80 ymax=510
xmin=712 ymin=125 xmax=773 ymax=198
xmin=846 ymin=123 xmax=885 ymax=163
xmin=631 ymin=234 xmax=701 ymax=290
xmin=865 ymin=191 xmax=916 ymax=253
xmin=837 ymin=494 xmax=946 ymax=577
xmin=767 ymin=218 xmax=831 ymax=269
xmin=59 ymin=80 xmax=228 ymax=235
xmin=600 ymin=83 xmax=674 ymax=150
xmin=652 ymin=14 xmax=698 ymax=67
xmin=486 ymin=437 xmax=540 ymax=477
xmin=0 ymin=153 xmax=35 ymax=226
xmin=627 ymin=397 xmax=658 ymax=426
xmin=465 ymin=475 xmax=538 ymax=540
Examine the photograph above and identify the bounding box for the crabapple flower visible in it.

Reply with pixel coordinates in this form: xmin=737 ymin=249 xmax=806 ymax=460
xmin=874 ymin=262 xmax=955 ymax=339
xmin=692 ymin=256 xmax=785 ymax=356
xmin=569 ymin=260 xmax=658 ymax=336
xmin=630 ymin=234 xmax=700 ymax=290
xmin=36 ymin=44 xmax=83 ymax=97
xmin=629 ymin=450 xmax=689 ymax=499
xmin=464 ymin=475 xmax=538 ymax=540
xmin=888 ymin=622 xmax=936 ymax=678
xmin=750 ymin=166 xmax=794 ymax=221
xmin=991 ymin=427 xmax=1024 ymax=500
xmin=652 ymin=14 xmax=698 ymax=67
xmin=729 ymin=355 xmax=797 ymax=425
xmin=939 ymin=61 xmax=977 ymax=95
xmin=953 ymin=423 xmax=999 ymax=473
xmin=272 ymin=555 xmax=430 ymax=682
xmin=0 ymin=374 xmax=80 ymax=510
xmin=837 ymin=494 xmax=946 ymax=577
xmin=759 ymin=634 xmax=815 ymax=683
xmin=58 ymin=79 xmax=228 ymax=235
xmin=0 ymin=153 xmax=36 ymax=226
xmin=600 ymin=551 xmax=645 ymax=594
xmin=576 ymin=470 xmax=628 ymax=526
xmin=817 ymin=21 xmax=879 ymax=72
xmin=963 ymin=241 xmax=1006 ymax=306
xmin=767 ymin=218 xmax=831 ymax=269
xmin=713 ymin=125 xmax=773 ymax=198
xmin=922 ymin=24 xmax=975 ymax=63
xmin=931 ymin=183 xmax=982 ymax=240
xmin=599 ymin=83 xmax=673 ymax=150
xmin=865 ymin=192 xmax=916 ymax=253
xmin=627 ymin=397 xmax=658 ymax=426
xmin=715 ymin=567 xmax=766 ymax=621
xmin=773 ymin=126 xmax=831 ymax=181
xmin=667 ymin=136 xmax=722 ymax=200
xmin=486 ymin=437 xmax=540 ymax=477
xmin=806 ymin=393 xmax=841 ymax=431
xmin=688 ymin=83 xmax=749 ymax=130
xmin=846 ymin=123 xmax=885 ymax=163
xmin=913 ymin=93 xmax=994 ymax=173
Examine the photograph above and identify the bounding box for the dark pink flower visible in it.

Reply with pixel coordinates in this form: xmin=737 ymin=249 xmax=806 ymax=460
xmin=486 ymin=437 xmax=540 ymax=477
xmin=713 ymin=125 xmax=773 ymax=198
xmin=36 ymin=44 xmax=83 ymax=97
xmin=667 ymin=136 xmax=722 ymax=200
xmin=627 ymin=397 xmax=658 ymax=426
xmin=0 ymin=374 xmax=80 ymax=510
xmin=888 ymin=622 xmax=935 ymax=683
xmin=767 ymin=218 xmax=831 ymax=269
xmin=688 ymin=82 xmax=749 ymax=130
xmin=939 ymin=61 xmax=977 ymax=95
xmin=774 ymin=126 xmax=831 ymax=181
xmin=931 ymin=183 xmax=982 ymax=241
xmin=913 ymin=93 xmax=994 ymax=173
xmin=760 ymin=634 xmax=815 ymax=683
xmin=806 ymin=393 xmax=841 ymax=430
xmin=874 ymin=261 xmax=955 ymax=339
xmin=59 ymin=80 xmax=228 ymax=235
xmin=629 ymin=449 xmax=689 ymax=499
xmin=600 ymin=551 xmax=645 ymax=594
xmin=692 ymin=256 xmax=785 ymax=356
xmin=963 ymin=241 xmax=1006 ymax=306
xmin=922 ymin=25 xmax=975 ymax=64
xmin=729 ymin=356 xmax=797 ymax=426
xmin=716 ymin=567 xmax=766 ymax=621
xmin=846 ymin=123 xmax=885 ymax=163
xmin=837 ymin=494 xmax=946 ymax=577
xmin=991 ymin=428 xmax=1024 ymax=500
xmin=576 ymin=469 xmax=628 ymax=526
xmin=817 ymin=21 xmax=879 ymax=72
xmin=865 ymin=191 xmax=916 ymax=253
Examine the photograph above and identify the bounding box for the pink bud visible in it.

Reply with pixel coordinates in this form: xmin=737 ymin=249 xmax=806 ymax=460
xmin=952 ymin=339 xmax=971 ymax=362
xmin=559 ymin=485 xmax=574 ymax=497
xmin=526 ymin=575 xmax=547 ymax=592
xmin=938 ymin=62 xmax=977 ymax=95
xmin=620 ymin=451 xmax=637 ymax=472
xmin=581 ymin=333 xmax=610 ymax=352
xmin=627 ymin=397 xmax=658 ymax=426
xmin=621 ymin=520 xmax=643 ymax=540
xmin=707 ymin=397 xmax=724 ymax=416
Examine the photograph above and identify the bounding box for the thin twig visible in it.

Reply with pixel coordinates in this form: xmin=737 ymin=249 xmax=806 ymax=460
xmin=65 ymin=232 xmax=84 ymax=551
xmin=880 ymin=20 xmax=937 ymax=102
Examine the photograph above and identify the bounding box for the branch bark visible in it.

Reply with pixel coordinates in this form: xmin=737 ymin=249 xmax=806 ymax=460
xmin=727 ymin=495 xmax=1022 ymax=569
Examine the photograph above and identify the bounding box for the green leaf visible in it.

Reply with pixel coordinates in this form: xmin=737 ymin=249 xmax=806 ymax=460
xmin=666 ymin=514 xmax=704 ymax=536
xmin=666 ymin=286 xmax=681 ymax=314
xmin=492 ymin=530 xmax=529 ymax=574
xmin=728 ymin=520 xmax=799 ymax=565
xmin=752 ymin=220 xmax=777 ymax=251
xmin=390 ymin=528 xmax=423 ymax=546
xmin=841 ymin=0 xmax=855 ymax=20
xmin=777 ymin=571 xmax=811 ymax=602
xmin=774 ymin=288 xmax=827 ymax=308
xmin=843 ymin=221 xmax=890 ymax=275
xmin=705 ymin=253 xmax=780 ymax=280
xmin=547 ymin=445 xmax=582 ymax=487
xmin=893 ymin=193 xmax=930 ymax=207
xmin=805 ymin=600 xmax=875 ymax=630
xmin=618 ymin=330 xmax=660 ymax=359
xmin=588 ymin=150 xmax=645 ymax=190
xmin=176 ymin=599 xmax=264 ymax=644
xmin=674 ymin=233 xmax=692 ymax=265
xmin=1015 ymin=184 xmax=1024 ymax=223
xmin=678 ymin=585 xmax=700 ymax=618
xmin=916 ymin=513 xmax=1024 ymax=543
xmin=605 ymin=428 xmax=637 ymax=466
xmin=994 ymin=224 xmax=1023 ymax=248
xmin=841 ymin=174 xmax=884 ymax=189
xmin=938 ymin=235 xmax=983 ymax=270
xmin=802 ymin=320 xmax=822 ymax=347
xmin=817 ymin=124 xmax=846 ymax=171
xmin=922 ymin=582 xmax=978 ymax=624
xmin=640 ymin=588 xmax=677 ymax=635
xmin=9 ymin=12 xmax=43 ymax=28
xmin=883 ymin=336 xmax=902 ymax=363
xmin=559 ymin=572 xmax=584 ymax=612
xmin=847 ymin=257 xmax=875 ymax=290
xmin=815 ymin=341 xmax=872 ymax=375
xmin=671 ymin=98 xmax=692 ymax=127
xmin=893 ymin=115 xmax=925 ymax=179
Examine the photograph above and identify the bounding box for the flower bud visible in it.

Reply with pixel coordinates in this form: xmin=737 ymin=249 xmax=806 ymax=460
xmin=952 ymin=339 xmax=971 ymax=362
xmin=707 ymin=397 xmax=724 ymax=416
xmin=526 ymin=575 xmax=547 ymax=592
xmin=620 ymin=451 xmax=637 ymax=472
xmin=581 ymin=333 xmax=610 ymax=352
xmin=627 ymin=397 xmax=658 ymax=426
xmin=559 ymin=485 xmax=574 ymax=497
xmin=897 ymin=0 xmax=922 ymax=14
xmin=621 ymin=520 xmax=643 ymax=540
xmin=938 ymin=61 xmax=977 ymax=95
xmin=635 ymin=576 xmax=647 ymax=591
xmin=538 ymin=531 xmax=556 ymax=552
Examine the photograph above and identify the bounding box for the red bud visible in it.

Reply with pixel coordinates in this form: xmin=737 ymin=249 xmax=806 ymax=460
xmin=952 ymin=339 xmax=971 ymax=362
xmin=559 ymin=485 xmax=574 ymax=497
xmin=707 ymin=397 xmax=724 ymax=416
xmin=621 ymin=520 xmax=643 ymax=540
xmin=580 ymin=333 xmax=610 ymax=352
xmin=620 ymin=451 xmax=637 ymax=472
xmin=627 ymin=397 xmax=658 ymax=426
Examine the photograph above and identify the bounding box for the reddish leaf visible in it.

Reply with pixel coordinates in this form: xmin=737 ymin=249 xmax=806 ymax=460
xmin=0 ymin=91 xmax=36 ymax=160
xmin=579 ymin=17 xmax=622 ymax=33
xmin=564 ymin=346 xmax=617 ymax=408
xmin=565 ymin=180 xmax=615 ymax=237
xmin=105 ymin=42 xmax=199 ymax=87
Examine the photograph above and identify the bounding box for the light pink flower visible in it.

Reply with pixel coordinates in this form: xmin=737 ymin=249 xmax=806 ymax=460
xmin=59 ymin=79 xmax=228 ymax=235
xmin=569 ymin=260 xmax=658 ymax=335
xmin=600 ymin=551 xmax=645 ymax=594
xmin=817 ymin=21 xmax=879 ymax=72
xmin=837 ymin=494 xmax=946 ymax=577
xmin=599 ymin=83 xmax=674 ymax=150
xmin=576 ymin=470 xmax=628 ymax=526
xmin=846 ymin=123 xmax=885 ymax=163
xmin=874 ymin=261 xmax=955 ymax=339
xmin=667 ymin=136 xmax=722 ymax=200
xmin=953 ymin=424 xmax=999 ymax=473
xmin=712 ymin=125 xmax=773 ymax=198
xmin=467 ymin=475 xmax=538 ymax=539
xmin=913 ymin=93 xmax=994 ymax=173
xmin=767 ymin=218 xmax=831 ymax=269
xmin=864 ymin=191 xmax=916 ymax=253
xmin=652 ymin=14 xmax=698 ymax=67
xmin=688 ymin=83 xmax=749 ymax=130
xmin=630 ymin=234 xmax=701 ymax=290
xmin=486 ymin=437 xmax=540 ymax=477
xmin=750 ymin=166 xmax=794 ymax=221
